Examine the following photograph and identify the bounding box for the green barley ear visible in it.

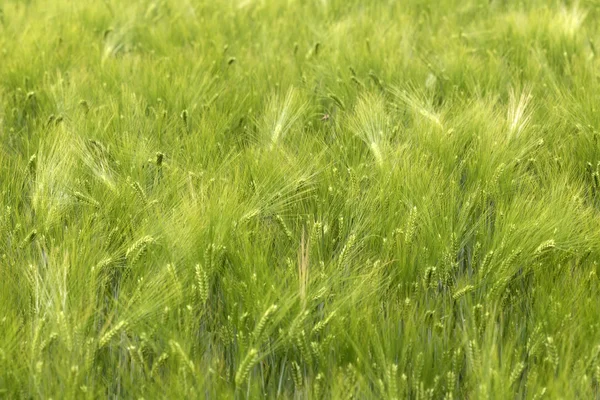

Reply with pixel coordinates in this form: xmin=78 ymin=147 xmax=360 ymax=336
xmin=467 ymin=340 xmax=482 ymax=378
xmin=99 ymin=320 xmax=127 ymax=348
xmin=150 ymin=352 xmax=169 ymax=377
xmin=27 ymin=154 xmax=37 ymax=179
xmin=253 ymin=304 xmax=277 ymax=341
xmin=204 ymin=243 xmax=214 ymax=272
xmin=446 ymin=371 xmax=456 ymax=396
xmin=338 ymin=233 xmax=356 ymax=269
xmin=126 ymin=235 xmax=155 ymax=264
xmin=291 ymin=360 xmax=303 ymax=390
xmin=368 ymin=71 xmax=384 ymax=91
xmin=20 ymin=229 xmax=37 ymax=249
xmin=545 ymin=336 xmax=558 ymax=371
xmin=79 ymin=99 xmax=89 ymax=113
xmin=535 ymin=239 xmax=555 ymax=256
xmin=275 ymin=215 xmax=293 ymax=241
xmin=479 ymin=250 xmax=494 ymax=277
xmin=509 ymin=361 xmax=526 ymax=387
xmin=296 ymin=330 xmax=313 ymax=366
xmin=453 ymin=284 xmax=475 ymax=300
xmin=328 ymin=93 xmax=345 ymax=110
xmin=235 ymin=348 xmax=259 ymax=387
xmin=532 ymin=387 xmax=547 ymax=400
xmin=314 ymin=372 xmax=324 ymax=399
xmin=130 ymin=180 xmax=147 ymax=205
xmin=387 ymin=363 xmax=398 ymax=399
xmin=169 ymin=340 xmax=195 ymax=373
xmin=404 ymin=206 xmax=418 ymax=246
xmin=180 ymin=109 xmax=188 ymax=125
xmin=156 ymin=152 xmax=164 ymax=167
xmin=491 ymin=163 xmax=506 ymax=192
xmin=73 ymin=191 xmax=100 ymax=208
xmin=350 ymin=75 xmax=365 ymax=88
xmin=311 ymin=310 xmax=336 ymax=335
xmin=195 ymin=263 xmax=209 ymax=306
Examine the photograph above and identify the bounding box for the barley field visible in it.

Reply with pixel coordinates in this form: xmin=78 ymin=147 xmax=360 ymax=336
xmin=2 ymin=0 xmax=600 ymax=398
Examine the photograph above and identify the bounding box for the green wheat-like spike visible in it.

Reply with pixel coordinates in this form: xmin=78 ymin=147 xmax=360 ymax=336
xmin=156 ymin=152 xmax=164 ymax=167
xmin=180 ymin=109 xmax=188 ymax=125
xmin=405 ymin=206 xmax=418 ymax=245
xmin=150 ymin=352 xmax=169 ymax=378
xmin=27 ymin=155 xmax=37 ymax=179
xmin=20 ymin=229 xmax=37 ymax=249
xmin=369 ymin=71 xmax=385 ymax=91
xmin=509 ymin=361 xmax=526 ymax=387
xmin=310 ymin=221 xmax=322 ymax=253
xmin=99 ymin=320 xmax=127 ymax=348
xmin=328 ymin=93 xmax=346 ymax=110
xmin=414 ymin=352 xmax=424 ymax=386
xmin=350 ymin=75 xmax=365 ymax=88
xmin=545 ymin=336 xmax=558 ymax=370
xmin=479 ymin=250 xmax=495 ymax=277
xmin=311 ymin=311 xmax=336 ymax=335
xmin=73 ymin=191 xmax=100 ymax=208
xmin=275 ymin=215 xmax=293 ymax=241
xmin=453 ymin=284 xmax=475 ymax=300
xmin=204 ymin=243 xmax=214 ymax=272
xmin=468 ymin=340 xmax=482 ymax=378
xmin=296 ymin=330 xmax=313 ymax=366
xmin=535 ymin=239 xmax=556 ymax=256
xmin=532 ymin=387 xmax=547 ymax=400
xmin=338 ymin=233 xmax=356 ymax=268
xmin=130 ymin=180 xmax=147 ymax=205
xmin=472 ymin=241 xmax=481 ymax=270
xmin=498 ymin=247 xmax=522 ymax=277
xmin=387 ymin=363 xmax=398 ymax=399
xmin=310 ymin=341 xmax=321 ymax=362
xmin=126 ymin=235 xmax=155 ymax=264
xmin=169 ymin=340 xmax=195 ymax=373
xmin=79 ymin=99 xmax=89 ymax=113
xmin=314 ymin=372 xmax=324 ymax=399
xmin=291 ymin=360 xmax=303 ymax=390
xmin=446 ymin=371 xmax=456 ymax=395
xmin=253 ymin=304 xmax=277 ymax=341
xmin=195 ymin=263 xmax=209 ymax=306
xmin=491 ymin=163 xmax=506 ymax=192
xmin=235 ymin=348 xmax=259 ymax=387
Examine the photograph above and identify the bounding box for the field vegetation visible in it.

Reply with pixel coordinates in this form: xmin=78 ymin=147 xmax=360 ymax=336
xmin=2 ymin=0 xmax=600 ymax=398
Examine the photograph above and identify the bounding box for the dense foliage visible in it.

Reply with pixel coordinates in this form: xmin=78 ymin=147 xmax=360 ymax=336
xmin=2 ymin=0 xmax=600 ymax=398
